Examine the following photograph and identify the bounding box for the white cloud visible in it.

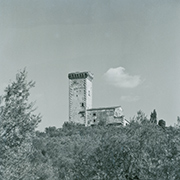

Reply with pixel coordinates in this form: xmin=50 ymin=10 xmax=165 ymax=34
xmin=104 ymin=67 xmax=142 ymax=88
xmin=120 ymin=95 xmax=140 ymax=102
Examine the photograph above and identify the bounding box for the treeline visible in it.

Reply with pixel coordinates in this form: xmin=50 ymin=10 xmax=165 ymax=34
xmin=0 ymin=70 xmax=180 ymax=180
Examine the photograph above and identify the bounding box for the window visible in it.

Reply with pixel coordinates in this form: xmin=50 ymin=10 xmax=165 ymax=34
xmin=93 ymin=119 xmax=96 ymax=123
xmin=81 ymin=103 xmax=84 ymax=107
xmin=93 ymin=113 xmax=96 ymax=116
xmin=79 ymin=111 xmax=85 ymax=117
xmin=88 ymin=90 xmax=90 ymax=96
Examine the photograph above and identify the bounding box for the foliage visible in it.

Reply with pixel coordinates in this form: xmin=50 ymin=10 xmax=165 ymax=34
xmin=176 ymin=116 xmax=180 ymax=127
xmin=150 ymin=109 xmax=157 ymax=124
xmin=158 ymin=119 xmax=166 ymax=128
xmin=72 ymin=122 xmax=180 ymax=180
xmin=130 ymin=110 xmax=148 ymax=124
xmin=0 ymin=69 xmax=41 ymax=180
xmin=32 ymin=120 xmax=180 ymax=180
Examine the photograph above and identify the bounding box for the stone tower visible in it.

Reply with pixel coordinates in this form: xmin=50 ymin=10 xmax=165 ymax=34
xmin=68 ymin=71 xmax=93 ymax=125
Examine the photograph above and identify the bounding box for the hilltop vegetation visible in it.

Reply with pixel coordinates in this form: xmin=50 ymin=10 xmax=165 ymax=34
xmin=0 ymin=70 xmax=180 ymax=180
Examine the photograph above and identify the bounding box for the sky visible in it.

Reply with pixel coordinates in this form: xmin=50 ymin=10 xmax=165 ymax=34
xmin=0 ymin=0 xmax=180 ymax=131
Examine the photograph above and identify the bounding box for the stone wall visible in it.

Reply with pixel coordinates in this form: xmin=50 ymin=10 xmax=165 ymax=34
xmin=68 ymin=72 xmax=93 ymax=125
xmin=87 ymin=106 xmax=125 ymax=126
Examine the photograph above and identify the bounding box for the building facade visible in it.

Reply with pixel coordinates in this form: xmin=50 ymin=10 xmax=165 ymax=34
xmin=68 ymin=71 xmax=128 ymax=126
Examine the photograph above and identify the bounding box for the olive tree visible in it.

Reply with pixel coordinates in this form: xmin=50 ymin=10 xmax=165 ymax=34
xmin=0 ymin=69 xmax=41 ymax=180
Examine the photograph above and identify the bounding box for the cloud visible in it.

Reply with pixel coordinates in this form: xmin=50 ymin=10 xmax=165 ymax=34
xmin=104 ymin=67 xmax=142 ymax=88
xmin=120 ymin=95 xmax=140 ymax=102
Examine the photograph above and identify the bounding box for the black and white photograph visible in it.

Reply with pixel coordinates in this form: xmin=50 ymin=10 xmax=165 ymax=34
xmin=0 ymin=0 xmax=180 ymax=179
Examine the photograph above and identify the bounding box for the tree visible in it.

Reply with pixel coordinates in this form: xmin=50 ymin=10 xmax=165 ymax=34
xmin=177 ymin=116 xmax=180 ymax=126
xmin=73 ymin=113 xmax=180 ymax=180
xmin=0 ymin=69 xmax=41 ymax=179
xmin=130 ymin=110 xmax=148 ymax=124
xmin=150 ymin=109 xmax=157 ymax=124
xmin=158 ymin=119 xmax=166 ymax=128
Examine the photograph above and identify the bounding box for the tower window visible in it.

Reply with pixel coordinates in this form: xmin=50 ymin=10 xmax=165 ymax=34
xmin=81 ymin=103 xmax=84 ymax=107
xmin=93 ymin=113 xmax=96 ymax=116
xmin=79 ymin=111 xmax=85 ymax=117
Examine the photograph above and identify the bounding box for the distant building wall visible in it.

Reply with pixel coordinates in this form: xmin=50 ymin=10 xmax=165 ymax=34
xmin=86 ymin=76 xmax=93 ymax=110
xmin=87 ymin=106 xmax=126 ymax=126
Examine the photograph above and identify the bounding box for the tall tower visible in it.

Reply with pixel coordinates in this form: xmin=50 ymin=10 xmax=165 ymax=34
xmin=68 ymin=71 xmax=93 ymax=125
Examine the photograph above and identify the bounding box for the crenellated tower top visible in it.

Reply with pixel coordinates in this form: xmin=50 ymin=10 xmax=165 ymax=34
xmin=68 ymin=71 xmax=93 ymax=81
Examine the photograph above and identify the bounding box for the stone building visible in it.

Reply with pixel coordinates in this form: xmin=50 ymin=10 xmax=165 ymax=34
xmin=68 ymin=71 xmax=128 ymax=126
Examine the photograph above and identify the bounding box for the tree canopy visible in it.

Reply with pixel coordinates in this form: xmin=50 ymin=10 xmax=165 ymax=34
xmin=0 ymin=69 xmax=41 ymax=180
